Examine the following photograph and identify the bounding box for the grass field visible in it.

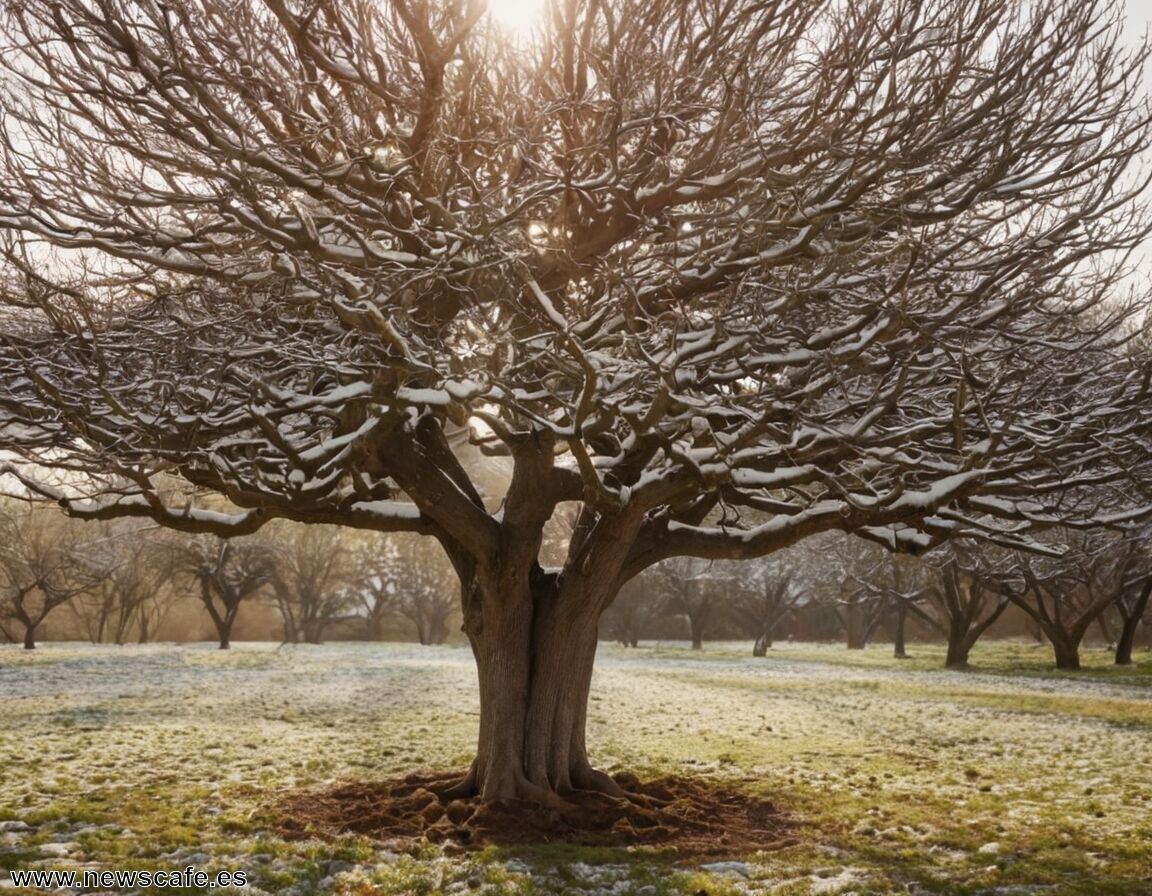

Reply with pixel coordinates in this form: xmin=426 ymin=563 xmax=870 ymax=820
xmin=1 ymin=640 xmax=1150 ymax=895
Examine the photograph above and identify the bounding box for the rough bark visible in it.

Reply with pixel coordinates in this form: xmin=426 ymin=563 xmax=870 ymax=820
xmin=1050 ymin=631 xmax=1083 ymax=670
xmin=944 ymin=635 xmax=973 ymax=669
xmin=892 ymin=602 xmax=909 ymax=659
xmin=1115 ymin=579 xmax=1151 ymax=666
xmin=455 ymin=571 xmax=609 ymax=803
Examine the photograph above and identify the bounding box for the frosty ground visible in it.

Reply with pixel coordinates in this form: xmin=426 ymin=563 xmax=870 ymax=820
xmin=0 ymin=642 xmax=1149 ymax=896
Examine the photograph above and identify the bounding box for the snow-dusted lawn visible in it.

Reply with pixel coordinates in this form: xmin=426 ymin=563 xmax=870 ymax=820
xmin=1 ymin=641 xmax=1149 ymax=895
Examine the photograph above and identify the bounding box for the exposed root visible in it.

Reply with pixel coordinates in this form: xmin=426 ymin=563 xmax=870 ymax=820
xmin=435 ymin=762 xmax=478 ymax=801
xmin=276 ymin=769 xmax=798 ymax=853
xmin=570 ymin=764 xmax=641 ymax=801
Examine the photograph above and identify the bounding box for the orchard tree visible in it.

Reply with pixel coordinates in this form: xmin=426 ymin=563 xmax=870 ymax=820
xmin=658 ymin=557 xmax=728 ymax=650
xmin=822 ymin=536 xmax=896 ymax=650
xmin=71 ymin=520 xmax=178 ymax=644
xmin=0 ymin=500 xmax=104 ymax=649
xmin=1010 ymin=531 xmax=1133 ymax=670
xmin=918 ymin=542 xmax=1015 ymax=668
xmin=599 ymin=576 xmax=664 ymax=647
xmin=727 ymin=558 xmax=801 ymax=656
xmin=351 ymin=532 xmax=458 ymax=643
xmin=177 ymin=535 xmax=275 ymax=649
xmin=1110 ymin=540 xmax=1152 ymax=665
xmin=268 ymin=523 xmax=354 ymax=644
xmin=1 ymin=0 xmax=1151 ymax=804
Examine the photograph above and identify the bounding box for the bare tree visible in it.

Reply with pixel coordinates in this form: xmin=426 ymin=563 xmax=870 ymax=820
xmin=599 ymin=577 xmax=664 ymax=647
xmin=0 ymin=501 xmax=103 ymax=649
xmin=657 ymin=557 xmax=728 ymax=650
xmin=1114 ymin=578 xmax=1152 ymax=666
xmin=176 ymin=536 xmax=274 ymax=650
xmin=267 ymin=523 xmax=353 ymax=644
xmin=0 ymin=0 xmax=1150 ymax=804
xmin=1010 ymin=532 xmax=1128 ymax=670
xmin=351 ymin=533 xmax=458 ymax=644
xmin=1084 ymin=532 xmax=1152 ymax=666
xmin=819 ymin=536 xmax=896 ymax=650
xmin=916 ymin=544 xmax=1015 ymax=668
xmin=727 ymin=559 xmax=801 ymax=656
xmin=70 ymin=521 xmax=178 ymax=644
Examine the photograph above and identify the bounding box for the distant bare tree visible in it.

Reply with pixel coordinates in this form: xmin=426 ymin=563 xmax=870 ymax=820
xmin=352 ymin=534 xmax=457 ymax=644
xmin=728 ymin=560 xmax=800 ymax=656
xmin=177 ymin=536 xmax=274 ymax=650
xmin=600 ymin=577 xmax=663 ymax=648
xmin=268 ymin=524 xmax=353 ymax=644
xmin=1010 ymin=532 xmax=1126 ymax=670
xmin=820 ymin=537 xmax=895 ymax=651
xmin=1087 ymin=532 xmax=1152 ymax=665
xmin=0 ymin=502 xmax=104 ymax=649
xmin=916 ymin=544 xmax=1015 ymax=668
xmin=655 ymin=558 xmax=729 ymax=650
xmin=0 ymin=0 xmax=1149 ymax=804
xmin=70 ymin=521 xmax=178 ymax=644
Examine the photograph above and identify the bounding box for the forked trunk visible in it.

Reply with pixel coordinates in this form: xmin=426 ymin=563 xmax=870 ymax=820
xmin=945 ymin=620 xmax=978 ymax=669
xmin=454 ymin=571 xmax=618 ymax=804
xmin=1050 ymin=632 xmax=1082 ymax=670
xmin=945 ymin=634 xmax=974 ymax=669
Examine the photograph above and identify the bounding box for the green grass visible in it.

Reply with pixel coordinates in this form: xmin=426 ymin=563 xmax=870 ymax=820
xmin=0 ymin=640 xmax=1150 ymax=895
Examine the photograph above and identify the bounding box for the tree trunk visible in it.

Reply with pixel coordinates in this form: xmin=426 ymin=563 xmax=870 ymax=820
xmin=893 ymin=603 xmax=908 ymax=659
xmin=1050 ymin=632 xmax=1082 ymax=670
xmin=841 ymin=604 xmax=869 ymax=649
xmin=1115 ymin=616 xmax=1140 ymax=666
xmin=687 ymin=610 xmax=706 ymax=650
xmin=449 ymin=568 xmax=621 ymax=805
xmin=945 ymin=629 xmax=975 ymax=669
xmin=211 ymin=609 xmax=236 ymax=649
xmin=1096 ymin=613 xmax=1115 ymax=649
xmin=944 ymin=617 xmax=979 ymax=669
xmin=945 ymin=639 xmax=968 ymax=668
xmin=23 ymin=623 xmax=36 ymax=650
xmin=1115 ymin=581 xmax=1151 ymax=666
xmin=752 ymin=631 xmax=770 ymax=657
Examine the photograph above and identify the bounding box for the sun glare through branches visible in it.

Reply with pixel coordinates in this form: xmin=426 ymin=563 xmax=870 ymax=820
xmin=486 ymin=0 xmax=548 ymax=39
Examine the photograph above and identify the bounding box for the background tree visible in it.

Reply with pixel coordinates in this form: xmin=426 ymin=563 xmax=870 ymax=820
xmin=1085 ymin=531 xmax=1151 ymax=665
xmin=351 ymin=532 xmax=458 ymax=644
xmin=1009 ymin=532 xmax=1125 ymax=670
xmin=727 ymin=558 xmax=802 ymax=656
xmin=819 ymin=537 xmax=895 ymax=651
xmin=917 ymin=543 xmax=1015 ymax=668
xmin=70 ymin=521 xmax=178 ymax=644
xmin=0 ymin=0 xmax=1150 ymax=805
xmin=599 ymin=577 xmax=664 ymax=647
xmin=268 ymin=523 xmax=353 ymax=644
xmin=177 ymin=535 xmax=274 ymax=650
xmin=0 ymin=501 xmax=104 ymax=649
xmin=657 ymin=557 xmax=728 ymax=650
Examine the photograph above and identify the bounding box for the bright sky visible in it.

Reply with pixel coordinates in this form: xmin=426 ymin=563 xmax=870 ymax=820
xmin=486 ymin=0 xmax=548 ymax=38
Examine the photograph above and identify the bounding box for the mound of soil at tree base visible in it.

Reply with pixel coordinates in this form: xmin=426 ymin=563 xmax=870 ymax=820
xmin=276 ymin=770 xmax=799 ymax=854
